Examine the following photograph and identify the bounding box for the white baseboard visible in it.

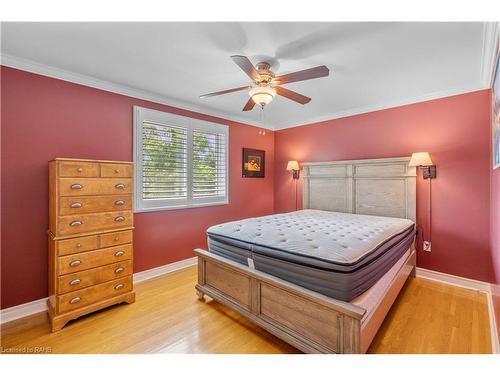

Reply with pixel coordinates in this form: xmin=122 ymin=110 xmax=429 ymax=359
xmin=0 ymin=256 xmax=197 ymax=325
xmin=0 ymin=297 xmax=49 ymax=325
xmin=416 ymin=267 xmax=499 ymax=354
xmin=133 ymin=256 xmax=197 ymax=284
xmin=416 ymin=267 xmax=492 ymax=292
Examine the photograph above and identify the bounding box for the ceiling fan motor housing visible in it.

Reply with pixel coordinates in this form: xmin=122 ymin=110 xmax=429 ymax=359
xmin=256 ymin=62 xmax=275 ymax=84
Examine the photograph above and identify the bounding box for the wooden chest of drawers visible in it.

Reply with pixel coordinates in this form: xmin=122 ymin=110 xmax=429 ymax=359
xmin=48 ymin=158 xmax=135 ymax=331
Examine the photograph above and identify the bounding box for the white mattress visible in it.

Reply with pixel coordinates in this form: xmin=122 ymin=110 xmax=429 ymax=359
xmin=207 ymin=209 xmax=414 ymax=265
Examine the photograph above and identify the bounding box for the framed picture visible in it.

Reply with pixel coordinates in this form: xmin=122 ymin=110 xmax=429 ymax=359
xmin=493 ymin=43 xmax=500 ymax=169
xmin=242 ymin=148 xmax=265 ymax=178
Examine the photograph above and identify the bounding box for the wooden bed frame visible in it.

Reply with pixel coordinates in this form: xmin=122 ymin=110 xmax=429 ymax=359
xmin=195 ymin=157 xmax=417 ymax=353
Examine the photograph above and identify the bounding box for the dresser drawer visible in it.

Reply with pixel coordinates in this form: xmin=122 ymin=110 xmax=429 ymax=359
xmin=59 ymin=195 xmax=132 ymax=215
xmin=57 ymin=276 xmax=132 ymax=313
xmin=100 ymin=163 xmax=133 ymax=178
xmin=56 ymin=211 xmax=133 ymax=236
xmin=57 ymin=260 xmax=132 ymax=294
xmin=56 ymin=235 xmax=99 ymax=256
xmin=58 ymin=244 xmax=132 ymax=275
xmin=59 ymin=161 xmax=99 ymax=178
xmin=59 ymin=178 xmax=132 ymax=196
xmin=100 ymin=230 xmax=133 ymax=248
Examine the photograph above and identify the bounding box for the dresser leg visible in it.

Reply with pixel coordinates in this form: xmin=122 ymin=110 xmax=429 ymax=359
xmin=50 ymin=317 xmax=69 ymax=332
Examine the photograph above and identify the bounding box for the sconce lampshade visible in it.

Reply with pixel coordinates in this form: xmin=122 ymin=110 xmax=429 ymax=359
xmin=286 ymin=160 xmax=300 ymax=171
xmin=409 ymin=152 xmax=433 ymax=167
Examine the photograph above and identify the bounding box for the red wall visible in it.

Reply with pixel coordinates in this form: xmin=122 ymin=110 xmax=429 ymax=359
xmin=274 ymin=90 xmax=494 ymax=283
xmin=0 ymin=67 xmax=274 ymax=309
xmin=490 ymin=88 xmax=500 ymax=342
xmin=1 ymin=66 xmax=497 ymax=311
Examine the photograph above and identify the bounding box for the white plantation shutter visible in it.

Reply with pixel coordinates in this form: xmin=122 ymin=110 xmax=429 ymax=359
xmin=142 ymin=122 xmax=188 ymax=200
xmin=192 ymin=128 xmax=227 ymax=200
xmin=134 ymin=106 xmax=228 ymax=212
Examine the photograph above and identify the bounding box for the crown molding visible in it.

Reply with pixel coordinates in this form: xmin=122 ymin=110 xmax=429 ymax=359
xmin=0 ymin=54 xmax=274 ymax=130
xmin=480 ymin=22 xmax=499 ymax=88
xmin=1 ymin=47 xmax=493 ymax=132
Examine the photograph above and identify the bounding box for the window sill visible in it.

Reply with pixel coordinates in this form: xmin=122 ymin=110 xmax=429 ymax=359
xmin=133 ymin=199 xmax=229 ymax=213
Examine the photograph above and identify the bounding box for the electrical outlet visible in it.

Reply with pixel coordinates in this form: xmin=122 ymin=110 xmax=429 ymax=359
xmin=423 ymin=241 xmax=431 ymax=252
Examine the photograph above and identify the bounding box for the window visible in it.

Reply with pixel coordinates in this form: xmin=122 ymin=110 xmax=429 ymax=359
xmin=133 ymin=106 xmax=228 ymax=212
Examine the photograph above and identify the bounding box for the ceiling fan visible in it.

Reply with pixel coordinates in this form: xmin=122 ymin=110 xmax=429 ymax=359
xmin=199 ymin=55 xmax=330 ymax=111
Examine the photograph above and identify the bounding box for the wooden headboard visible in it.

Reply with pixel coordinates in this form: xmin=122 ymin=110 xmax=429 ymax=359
xmin=302 ymin=157 xmax=416 ymax=222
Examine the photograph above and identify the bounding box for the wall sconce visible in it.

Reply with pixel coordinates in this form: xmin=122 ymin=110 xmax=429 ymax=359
xmin=409 ymin=152 xmax=436 ymax=179
xmin=287 ymin=161 xmax=300 ymax=211
xmin=409 ymin=151 xmax=435 ymax=253
xmin=286 ymin=160 xmax=300 ymax=179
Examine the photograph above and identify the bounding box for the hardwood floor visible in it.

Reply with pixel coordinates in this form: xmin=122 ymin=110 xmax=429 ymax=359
xmin=0 ymin=266 xmax=492 ymax=354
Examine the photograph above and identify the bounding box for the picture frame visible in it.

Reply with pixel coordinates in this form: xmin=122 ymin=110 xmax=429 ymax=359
xmin=493 ymin=41 xmax=500 ymax=169
xmin=242 ymin=148 xmax=265 ymax=178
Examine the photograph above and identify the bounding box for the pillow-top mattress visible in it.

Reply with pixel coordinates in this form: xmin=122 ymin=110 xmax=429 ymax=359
xmin=207 ymin=209 xmax=415 ymax=301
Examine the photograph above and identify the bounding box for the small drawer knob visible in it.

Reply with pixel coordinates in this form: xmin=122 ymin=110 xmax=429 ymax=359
xmin=70 ymin=220 xmax=83 ymax=227
xmin=115 ymin=267 xmax=124 ymax=274
xmin=114 ymin=237 xmax=120 ymax=242
xmin=69 ymin=259 xmax=81 ymax=267
xmin=70 ymin=202 xmax=82 ymax=208
xmin=114 ymin=251 xmax=125 ymax=257
xmin=114 ymin=200 xmax=125 ymax=206
xmin=114 ymin=283 xmax=124 ymax=290
xmin=70 ymin=184 xmax=83 ymax=190
xmin=115 ymin=183 xmax=125 ymax=189
xmin=69 ymin=297 xmax=81 ymax=304
xmin=114 ymin=216 xmax=125 ymax=222
xmin=76 ymin=243 xmax=82 ymax=248
xmin=69 ymin=278 xmax=81 ymax=286
xmin=77 ymin=168 xmax=83 ymax=172
xmin=114 ymin=169 xmax=119 ymax=174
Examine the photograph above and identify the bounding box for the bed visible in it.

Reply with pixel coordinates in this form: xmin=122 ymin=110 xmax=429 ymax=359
xmin=195 ymin=157 xmax=417 ymax=353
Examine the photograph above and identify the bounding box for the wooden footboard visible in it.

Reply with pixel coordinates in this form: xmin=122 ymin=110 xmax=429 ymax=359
xmin=195 ymin=248 xmax=416 ymax=354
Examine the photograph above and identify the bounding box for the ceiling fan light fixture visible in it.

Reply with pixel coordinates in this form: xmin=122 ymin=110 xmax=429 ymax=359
xmin=249 ymin=86 xmax=276 ymax=106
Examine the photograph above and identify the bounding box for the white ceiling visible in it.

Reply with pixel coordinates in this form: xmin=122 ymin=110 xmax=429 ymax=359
xmin=1 ymin=22 xmax=496 ymax=130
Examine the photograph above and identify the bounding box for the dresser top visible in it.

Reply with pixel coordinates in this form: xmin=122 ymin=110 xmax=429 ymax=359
xmin=51 ymin=158 xmax=134 ymax=165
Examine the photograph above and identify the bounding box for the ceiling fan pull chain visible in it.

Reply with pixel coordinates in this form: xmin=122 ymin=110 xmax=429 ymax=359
xmin=260 ymin=106 xmax=266 ymax=135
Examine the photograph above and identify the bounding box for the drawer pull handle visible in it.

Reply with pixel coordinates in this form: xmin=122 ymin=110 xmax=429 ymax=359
xmin=70 ymin=202 xmax=82 ymax=208
xmin=114 ymin=216 xmax=125 ymax=222
xmin=114 ymin=169 xmax=120 ymax=174
xmin=70 ymin=184 xmax=83 ymax=190
xmin=77 ymin=168 xmax=83 ymax=172
xmin=115 ymin=267 xmax=124 ymax=274
xmin=69 ymin=278 xmax=81 ymax=286
xmin=115 ymin=183 xmax=125 ymax=189
xmin=69 ymin=259 xmax=81 ymax=267
xmin=114 ymin=237 xmax=120 ymax=242
xmin=70 ymin=220 xmax=83 ymax=227
xmin=76 ymin=243 xmax=82 ymax=248
xmin=114 ymin=251 xmax=125 ymax=257
xmin=69 ymin=297 xmax=81 ymax=304
xmin=114 ymin=284 xmax=124 ymax=290
xmin=114 ymin=200 xmax=125 ymax=206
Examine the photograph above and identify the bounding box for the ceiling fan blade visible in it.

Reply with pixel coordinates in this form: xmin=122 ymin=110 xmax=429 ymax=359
xmin=242 ymin=97 xmax=256 ymax=111
xmin=199 ymin=86 xmax=250 ymax=98
xmin=231 ymin=55 xmax=261 ymax=81
xmin=274 ymin=65 xmax=329 ymax=85
xmin=275 ymin=86 xmax=311 ymax=104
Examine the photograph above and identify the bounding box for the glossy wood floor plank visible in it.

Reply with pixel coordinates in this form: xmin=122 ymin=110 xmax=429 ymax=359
xmin=0 ymin=266 xmax=491 ymax=354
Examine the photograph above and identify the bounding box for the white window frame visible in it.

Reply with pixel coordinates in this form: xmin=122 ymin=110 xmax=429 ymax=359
xmin=133 ymin=106 xmax=229 ymax=213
